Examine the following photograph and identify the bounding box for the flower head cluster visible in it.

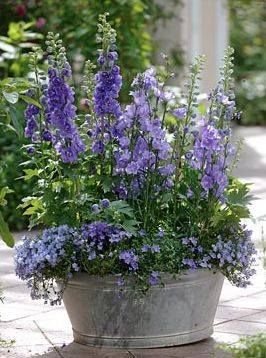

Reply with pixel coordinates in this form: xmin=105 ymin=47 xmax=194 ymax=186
xmin=43 ymin=68 xmax=85 ymax=162
xmin=24 ymin=104 xmax=40 ymax=140
xmin=93 ymin=62 xmax=122 ymax=119
xmin=119 ymin=249 xmax=139 ymax=271
xmin=14 ymin=225 xmax=79 ymax=304
xmin=80 ymin=221 xmax=132 ymax=260
xmin=91 ymin=13 xmax=122 ymax=155
xmin=14 ymin=222 xmax=135 ymax=304
xmin=180 ymin=227 xmax=256 ymax=287
xmin=24 ymin=33 xmax=85 ymax=163
xmin=209 ymin=227 xmax=257 ymax=287
xmin=189 ymin=121 xmax=235 ymax=200
xmin=112 ymin=68 xmax=173 ymax=196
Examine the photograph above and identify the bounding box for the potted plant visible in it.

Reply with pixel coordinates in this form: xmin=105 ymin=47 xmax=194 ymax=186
xmin=14 ymin=14 xmax=256 ymax=348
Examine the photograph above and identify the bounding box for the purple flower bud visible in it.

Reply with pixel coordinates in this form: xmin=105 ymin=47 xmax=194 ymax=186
xmin=42 ymin=130 xmax=52 ymax=142
xmin=91 ymin=204 xmax=100 ymax=214
xmin=27 ymin=146 xmax=35 ymax=155
xmin=101 ymin=199 xmax=110 ymax=208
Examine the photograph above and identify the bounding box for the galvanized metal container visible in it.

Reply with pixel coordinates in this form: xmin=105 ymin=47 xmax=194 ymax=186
xmin=62 ymin=269 xmax=224 ymax=348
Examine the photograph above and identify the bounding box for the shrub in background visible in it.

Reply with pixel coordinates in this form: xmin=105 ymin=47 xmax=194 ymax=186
xmin=229 ymin=0 xmax=266 ymax=125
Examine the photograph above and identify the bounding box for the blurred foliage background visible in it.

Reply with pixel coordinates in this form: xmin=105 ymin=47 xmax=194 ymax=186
xmin=229 ymin=0 xmax=266 ymax=125
xmin=0 ymin=0 xmax=265 ymax=230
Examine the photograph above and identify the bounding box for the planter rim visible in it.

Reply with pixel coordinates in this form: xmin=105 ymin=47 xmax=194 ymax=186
xmin=65 ymin=269 xmax=221 ymax=290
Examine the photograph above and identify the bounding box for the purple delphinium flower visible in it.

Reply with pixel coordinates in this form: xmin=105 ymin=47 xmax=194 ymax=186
xmin=44 ymin=64 xmax=85 ymax=163
xmin=42 ymin=130 xmax=53 ymax=142
xmin=91 ymin=46 xmax=122 ymax=156
xmin=201 ymin=175 xmax=214 ymax=190
xmin=94 ymin=62 xmax=122 ymax=119
xmin=24 ymin=104 xmax=39 ymax=140
xmin=91 ymin=204 xmax=100 ymax=214
xmin=101 ymin=199 xmax=110 ymax=208
xmin=111 ymin=68 xmax=173 ymax=197
xmin=188 ymin=122 xmax=234 ymax=200
xmin=27 ymin=146 xmax=35 ymax=155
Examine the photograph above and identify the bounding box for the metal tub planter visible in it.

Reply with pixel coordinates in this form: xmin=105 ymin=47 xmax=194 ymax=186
xmin=62 ymin=269 xmax=224 ymax=348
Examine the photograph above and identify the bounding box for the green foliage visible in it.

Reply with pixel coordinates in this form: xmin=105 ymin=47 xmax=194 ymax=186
xmin=0 ymin=187 xmax=14 ymax=247
xmin=0 ymin=21 xmax=43 ymax=77
xmin=0 ymin=77 xmax=33 ymax=230
xmin=235 ymin=72 xmax=266 ymax=125
xmin=0 ymin=77 xmax=32 ymax=136
xmin=0 ymin=0 xmax=182 ymax=100
xmin=229 ymin=0 xmax=266 ymax=125
xmin=221 ymin=333 xmax=266 ymax=358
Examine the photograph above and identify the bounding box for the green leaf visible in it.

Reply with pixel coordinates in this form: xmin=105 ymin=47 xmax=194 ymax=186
xmin=7 ymin=107 xmax=24 ymax=137
xmin=0 ymin=187 xmax=13 ymax=207
xmin=3 ymin=91 xmax=19 ymax=104
xmin=121 ymin=219 xmax=139 ymax=234
xmin=110 ymin=200 xmax=134 ymax=217
xmin=20 ymin=95 xmax=42 ymax=109
xmin=102 ymin=177 xmax=112 ymax=193
xmin=227 ymin=179 xmax=253 ymax=207
xmin=0 ymin=40 xmax=16 ymax=54
xmin=0 ymin=211 xmax=14 ymax=248
xmin=23 ymin=169 xmax=43 ymax=181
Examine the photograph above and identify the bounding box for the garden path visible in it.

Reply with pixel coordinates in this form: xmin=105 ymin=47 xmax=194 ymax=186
xmin=0 ymin=126 xmax=265 ymax=358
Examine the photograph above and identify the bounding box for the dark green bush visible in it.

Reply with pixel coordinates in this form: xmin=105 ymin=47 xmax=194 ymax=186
xmin=0 ymin=127 xmax=29 ymax=231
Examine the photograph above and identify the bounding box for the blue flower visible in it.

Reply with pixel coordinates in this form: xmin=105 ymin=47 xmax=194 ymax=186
xmin=44 ymin=67 xmax=85 ymax=163
xmin=149 ymin=271 xmax=159 ymax=285
xmin=91 ymin=204 xmax=100 ymax=214
xmin=119 ymin=249 xmax=139 ymax=271
xmin=101 ymin=199 xmax=110 ymax=208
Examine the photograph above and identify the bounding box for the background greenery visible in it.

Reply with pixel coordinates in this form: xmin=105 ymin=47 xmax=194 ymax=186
xmin=221 ymin=333 xmax=266 ymax=357
xmin=229 ymin=0 xmax=266 ymax=125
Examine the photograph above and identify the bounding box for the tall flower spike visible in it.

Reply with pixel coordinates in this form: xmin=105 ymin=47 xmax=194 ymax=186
xmin=82 ymin=60 xmax=96 ymax=115
xmin=209 ymin=47 xmax=236 ymax=127
xmin=93 ymin=13 xmax=122 ymax=119
xmin=43 ymin=33 xmax=85 ymax=163
xmin=24 ymin=48 xmax=43 ymax=142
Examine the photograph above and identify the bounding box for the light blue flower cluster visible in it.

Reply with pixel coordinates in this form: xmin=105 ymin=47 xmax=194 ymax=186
xmin=14 ymin=225 xmax=79 ymax=304
xmin=181 ymin=226 xmax=257 ymax=287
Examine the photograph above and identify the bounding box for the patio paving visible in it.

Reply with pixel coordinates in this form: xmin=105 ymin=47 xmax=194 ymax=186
xmin=0 ymin=125 xmax=265 ymax=358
